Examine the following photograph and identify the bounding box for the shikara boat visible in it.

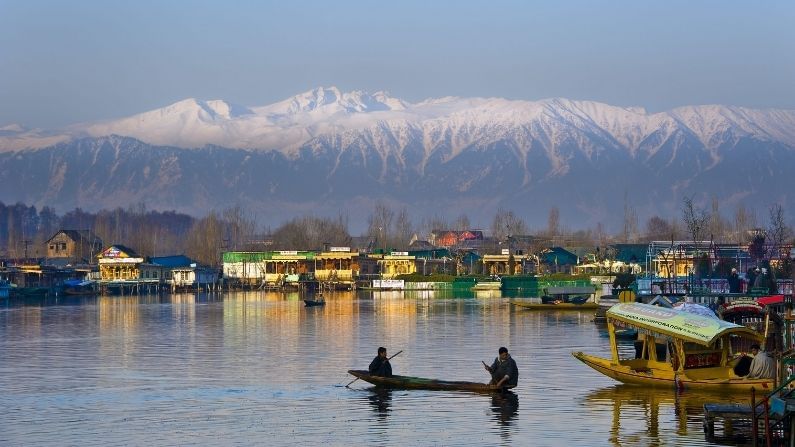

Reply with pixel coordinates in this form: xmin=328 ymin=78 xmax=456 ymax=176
xmin=719 ymin=298 xmax=784 ymax=353
xmin=347 ymin=370 xmax=513 ymax=392
xmin=572 ymin=302 xmax=773 ymax=392
xmin=511 ymin=286 xmax=598 ymax=310
xmin=63 ymin=279 xmax=99 ymax=296
xmin=511 ymin=300 xmax=599 ymax=310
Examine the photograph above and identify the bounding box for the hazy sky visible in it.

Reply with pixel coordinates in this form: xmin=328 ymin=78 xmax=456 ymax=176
xmin=1 ymin=0 xmax=793 ymax=128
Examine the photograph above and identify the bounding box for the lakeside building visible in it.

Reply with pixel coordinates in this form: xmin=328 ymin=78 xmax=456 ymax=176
xmin=46 ymin=230 xmax=103 ymax=265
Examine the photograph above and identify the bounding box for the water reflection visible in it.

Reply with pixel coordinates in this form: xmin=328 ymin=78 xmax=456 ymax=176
xmin=585 ymin=385 xmax=746 ymax=446
xmin=367 ymin=388 xmax=393 ymax=419
xmin=491 ymin=390 xmax=519 ymax=425
xmin=1 ymin=291 xmax=732 ymax=445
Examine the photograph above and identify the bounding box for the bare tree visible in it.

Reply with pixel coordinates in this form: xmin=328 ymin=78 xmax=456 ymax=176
xmin=367 ymin=201 xmax=395 ymax=252
xmin=546 ymin=207 xmax=560 ymax=239
xmin=622 ymin=191 xmax=638 ymax=243
xmin=185 ymin=211 xmax=223 ymax=266
xmin=222 ymin=205 xmax=255 ymax=251
xmin=645 ymin=216 xmax=674 ymax=242
xmin=767 ymin=203 xmax=792 ymax=260
xmin=492 ymin=209 xmax=528 ymax=240
xmin=709 ymin=196 xmax=728 ymax=243
xmin=682 ymin=196 xmax=710 ymax=247
xmin=394 ymin=207 xmax=413 ymax=250
xmin=453 ymin=214 xmax=471 ymax=231
xmin=733 ymin=204 xmax=757 ymax=245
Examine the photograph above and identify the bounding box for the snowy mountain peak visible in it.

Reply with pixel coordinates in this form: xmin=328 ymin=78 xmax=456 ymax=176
xmin=0 ymin=123 xmax=27 ymax=133
xmin=1 ymin=88 xmax=794 ymax=153
xmin=270 ymin=86 xmax=407 ymax=115
xmin=156 ymin=98 xmax=251 ymax=120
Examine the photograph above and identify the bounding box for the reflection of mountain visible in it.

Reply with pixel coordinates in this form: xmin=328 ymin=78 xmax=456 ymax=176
xmin=584 ymin=385 xmax=744 ymax=445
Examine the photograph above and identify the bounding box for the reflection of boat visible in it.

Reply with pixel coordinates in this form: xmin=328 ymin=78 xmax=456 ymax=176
xmin=572 ymin=302 xmax=772 ymax=392
xmin=347 ymin=370 xmax=513 ymax=392
xmin=585 ymin=385 xmax=744 ymax=442
xmin=9 ymin=286 xmax=50 ymax=298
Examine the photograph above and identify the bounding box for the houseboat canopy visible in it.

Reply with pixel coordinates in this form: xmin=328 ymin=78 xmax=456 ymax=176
xmin=607 ymin=303 xmax=762 ymax=347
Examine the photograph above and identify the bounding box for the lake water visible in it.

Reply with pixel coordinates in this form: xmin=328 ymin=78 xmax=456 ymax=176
xmin=0 ymin=291 xmax=749 ymax=446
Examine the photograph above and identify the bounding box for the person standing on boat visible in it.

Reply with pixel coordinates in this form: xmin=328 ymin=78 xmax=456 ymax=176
xmin=746 ymin=344 xmax=776 ymax=379
xmin=727 ymin=268 xmax=742 ymax=293
xmin=369 ymin=347 xmax=393 ymax=377
xmin=483 ymin=347 xmax=518 ymax=388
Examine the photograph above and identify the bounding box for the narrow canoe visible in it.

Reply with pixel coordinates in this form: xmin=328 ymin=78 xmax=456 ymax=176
xmin=347 ymin=370 xmax=513 ymax=392
xmin=510 ymin=300 xmax=599 ymax=310
xmin=304 ymin=299 xmax=325 ymax=307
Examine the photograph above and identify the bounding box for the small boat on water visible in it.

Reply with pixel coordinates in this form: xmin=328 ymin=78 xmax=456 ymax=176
xmin=347 ymin=370 xmax=513 ymax=393
xmin=511 ymin=300 xmax=599 ymax=310
xmin=572 ymin=302 xmax=773 ymax=392
xmin=511 ymin=285 xmax=598 ymax=310
xmin=63 ymin=279 xmax=99 ymax=296
xmin=304 ymin=299 xmax=325 ymax=307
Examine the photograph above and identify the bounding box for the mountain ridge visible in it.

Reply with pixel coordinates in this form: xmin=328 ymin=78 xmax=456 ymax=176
xmin=1 ymin=88 xmax=794 ymax=232
xmin=2 ymin=87 xmax=794 ymax=155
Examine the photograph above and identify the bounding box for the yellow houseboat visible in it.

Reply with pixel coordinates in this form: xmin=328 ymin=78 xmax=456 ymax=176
xmin=571 ymin=302 xmax=773 ymax=392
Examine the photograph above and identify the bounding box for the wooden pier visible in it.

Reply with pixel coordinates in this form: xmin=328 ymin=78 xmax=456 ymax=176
xmin=703 ymin=403 xmax=757 ymax=443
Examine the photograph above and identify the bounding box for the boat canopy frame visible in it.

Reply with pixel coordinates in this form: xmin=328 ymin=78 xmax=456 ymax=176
xmin=606 ymin=303 xmax=763 ymax=347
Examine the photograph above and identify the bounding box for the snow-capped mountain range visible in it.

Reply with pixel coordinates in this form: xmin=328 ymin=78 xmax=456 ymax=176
xmin=1 ymin=87 xmax=794 ymax=231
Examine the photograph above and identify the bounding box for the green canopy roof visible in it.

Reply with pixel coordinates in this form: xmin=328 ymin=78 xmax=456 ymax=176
xmin=607 ymin=302 xmax=763 ymax=346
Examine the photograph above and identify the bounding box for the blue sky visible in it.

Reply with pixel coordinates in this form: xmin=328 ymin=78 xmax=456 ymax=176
xmin=1 ymin=0 xmax=793 ymax=128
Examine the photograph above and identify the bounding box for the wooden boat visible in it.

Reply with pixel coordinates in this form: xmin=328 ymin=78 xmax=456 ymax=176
xmin=304 ymin=298 xmax=325 ymax=307
xmin=347 ymin=370 xmax=513 ymax=392
xmin=572 ymin=302 xmax=773 ymax=392
xmin=511 ymin=285 xmax=598 ymax=310
xmin=63 ymin=279 xmax=99 ymax=296
xmin=719 ymin=297 xmax=784 ymax=353
xmin=511 ymin=300 xmax=599 ymax=310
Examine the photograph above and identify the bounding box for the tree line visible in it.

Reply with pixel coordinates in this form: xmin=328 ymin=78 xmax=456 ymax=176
xmin=0 ymin=197 xmax=792 ymax=267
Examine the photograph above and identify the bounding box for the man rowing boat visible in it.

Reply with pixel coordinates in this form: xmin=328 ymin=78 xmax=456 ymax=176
xmin=369 ymin=347 xmax=393 ymax=377
xmin=483 ymin=347 xmax=518 ymax=388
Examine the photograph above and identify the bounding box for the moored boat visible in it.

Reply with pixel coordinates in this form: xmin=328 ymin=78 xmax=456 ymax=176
xmin=63 ymin=279 xmax=99 ymax=296
xmin=572 ymin=302 xmax=773 ymax=392
xmin=347 ymin=370 xmax=513 ymax=392
xmin=511 ymin=285 xmax=598 ymax=310
xmin=511 ymin=300 xmax=599 ymax=310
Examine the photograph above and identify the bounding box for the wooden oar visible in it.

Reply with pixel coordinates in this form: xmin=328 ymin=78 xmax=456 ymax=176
xmin=345 ymin=350 xmax=403 ymax=388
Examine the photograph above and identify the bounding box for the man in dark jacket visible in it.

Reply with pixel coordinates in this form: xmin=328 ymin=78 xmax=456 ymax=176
xmin=369 ymin=347 xmax=393 ymax=377
xmin=727 ymin=268 xmax=742 ymax=293
xmin=483 ymin=347 xmax=518 ymax=388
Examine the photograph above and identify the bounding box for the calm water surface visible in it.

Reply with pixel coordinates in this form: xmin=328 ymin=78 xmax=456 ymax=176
xmin=0 ymin=291 xmax=748 ymax=446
